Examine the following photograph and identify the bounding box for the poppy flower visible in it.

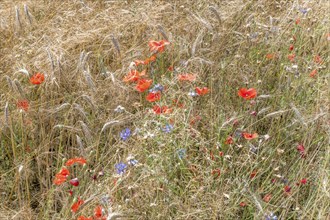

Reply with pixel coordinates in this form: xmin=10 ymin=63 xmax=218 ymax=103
xmin=288 ymin=54 xmax=295 ymax=62
xmin=289 ymin=44 xmax=294 ymax=51
xmin=146 ymin=91 xmax=161 ymax=102
xmin=53 ymin=167 xmax=70 ymax=185
xmin=17 ymin=100 xmax=29 ymax=111
xmin=94 ymin=206 xmax=103 ymax=218
xmin=263 ymin=194 xmax=272 ymax=203
xmin=178 ymin=73 xmax=197 ymax=82
xmin=136 ymin=79 xmax=152 ymax=92
xmin=243 ymin=132 xmax=258 ymax=140
xmin=250 ymin=170 xmax=257 ymax=179
xmin=239 ymin=202 xmax=247 ymax=207
xmin=266 ymin=53 xmax=275 ymax=60
xmin=53 ymin=173 xmax=68 ymax=185
xmin=314 ymin=55 xmax=323 ymax=64
xmin=300 ymin=178 xmax=307 ymax=184
xmin=77 ymin=216 xmax=93 ymax=220
xmin=195 ymin=87 xmax=209 ymax=96
xmin=309 ymin=69 xmax=317 ymax=78
xmin=168 ymin=66 xmax=174 ymax=71
xmin=225 ymin=136 xmax=233 ymax=145
xmin=65 ymin=157 xmax=87 ymax=166
xmin=238 ymin=88 xmax=257 ymax=100
xmin=295 ymin=18 xmax=300 ymax=25
xmin=134 ymin=55 xmax=157 ymax=66
xmin=284 ymin=185 xmax=291 ymax=193
xmin=296 ymin=144 xmax=306 ymax=158
xmin=148 ymin=40 xmax=170 ymax=53
xmin=30 ymin=73 xmax=45 ymax=85
xmin=71 ymin=197 xmax=84 ymax=213
xmin=152 ymin=105 xmax=172 ymax=114
xmin=123 ymin=70 xmax=146 ymax=83
xmin=69 ymin=178 xmax=79 ymax=187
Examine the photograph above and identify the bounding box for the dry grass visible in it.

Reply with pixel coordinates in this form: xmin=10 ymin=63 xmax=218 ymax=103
xmin=0 ymin=0 xmax=329 ymax=219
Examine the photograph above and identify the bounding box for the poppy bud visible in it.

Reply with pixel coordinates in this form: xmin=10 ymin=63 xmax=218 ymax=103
xmin=69 ymin=178 xmax=79 ymax=187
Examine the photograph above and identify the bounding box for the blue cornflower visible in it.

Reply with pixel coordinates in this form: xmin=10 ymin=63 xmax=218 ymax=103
xmin=149 ymin=84 xmax=164 ymax=93
xmin=177 ymin=148 xmax=186 ymax=159
xmin=265 ymin=213 xmax=278 ymax=220
xmin=162 ymin=124 xmax=174 ymax=133
xmin=115 ymin=162 xmax=127 ymax=175
xmin=120 ymin=128 xmax=131 ymax=141
xmin=299 ymin=7 xmax=309 ymax=15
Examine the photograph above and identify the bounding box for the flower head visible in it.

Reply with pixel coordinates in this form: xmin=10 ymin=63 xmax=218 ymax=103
xmin=123 ymin=70 xmax=145 ymax=83
xmin=195 ymin=87 xmax=209 ymax=96
xmin=148 ymin=40 xmax=170 ymax=53
xmin=65 ymin=157 xmax=87 ymax=166
xmin=162 ymin=124 xmax=174 ymax=133
xmin=149 ymin=84 xmax=164 ymax=93
xmin=71 ymin=197 xmax=84 ymax=213
xmin=115 ymin=162 xmax=127 ymax=175
xmin=120 ymin=128 xmax=131 ymax=141
xmin=30 ymin=73 xmax=45 ymax=85
xmin=152 ymin=105 xmax=172 ymax=114
xmin=53 ymin=167 xmax=70 ymax=185
xmin=242 ymin=132 xmax=258 ymax=140
xmin=136 ymin=79 xmax=152 ymax=92
xmin=17 ymin=100 xmax=29 ymax=111
xmin=309 ymin=69 xmax=317 ymax=78
xmin=238 ymin=88 xmax=257 ymax=100
xmin=146 ymin=91 xmax=161 ymax=102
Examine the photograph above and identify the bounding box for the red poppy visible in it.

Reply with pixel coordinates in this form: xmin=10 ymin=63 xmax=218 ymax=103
xmin=168 ymin=66 xmax=174 ymax=71
xmin=238 ymin=88 xmax=257 ymax=100
xmin=136 ymin=79 xmax=152 ymax=92
xmin=53 ymin=173 xmax=68 ymax=185
xmin=295 ymin=18 xmax=300 ymax=25
xmin=195 ymin=87 xmax=209 ymax=96
xmin=239 ymin=202 xmax=247 ymax=207
xmin=297 ymin=144 xmax=306 ymax=158
xmin=288 ymin=54 xmax=295 ymax=62
xmin=152 ymin=105 xmax=172 ymax=114
xmin=65 ymin=157 xmax=87 ymax=166
xmin=123 ymin=70 xmax=146 ymax=83
xmin=263 ymin=194 xmax=272 ymax=203
xmin=94 ymin=206 xmax=103 ymax=218
xmin=148 ymin=40 xmax=170 ymax=53
xmin=71 ymin=197 xmax=84 ymax=213
xmin=242 ymin=132 xmax=258 ymax=140
xmin=250 ymin=170 xmax=257 ymax=179
xmin=178 ymin=73 xmax=197 ymax=82
xmin=309 ymin=69 xmax=317 ymax=78
xmin=69 ymin=178 xmax=79 ymax=187
xmin=289 ymin=44 xmax=294 ymax=51
xmin=314 ymin=55 xmax=323 ymax=64
xmin=146 ymin=91 xmax=161 ymax=102
xmin=17 ymin=100 xmax=29 ymax=111
xmin=77 ymin=216 xmax=93 ymax=220
xmin=284 ymin=185 xmax=291 ymax=193
xmin=266 ymin=53 xmax=275 ymax=60
xmin=53 ymin=167 xmax=70 ymax=185
xmin=30 ymin=73 xmax=45 ymax=85
xmin=134 ymin=56 xmax=157 ymax=66
xmin=225 ymin=136 xmax=233 ymax=145
xmin=300 ymin=178 xmax=307 ymax=185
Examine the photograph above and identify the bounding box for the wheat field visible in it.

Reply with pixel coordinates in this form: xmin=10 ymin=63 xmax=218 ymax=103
xmin=0 ymin=0 xmax=329 ymax=219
